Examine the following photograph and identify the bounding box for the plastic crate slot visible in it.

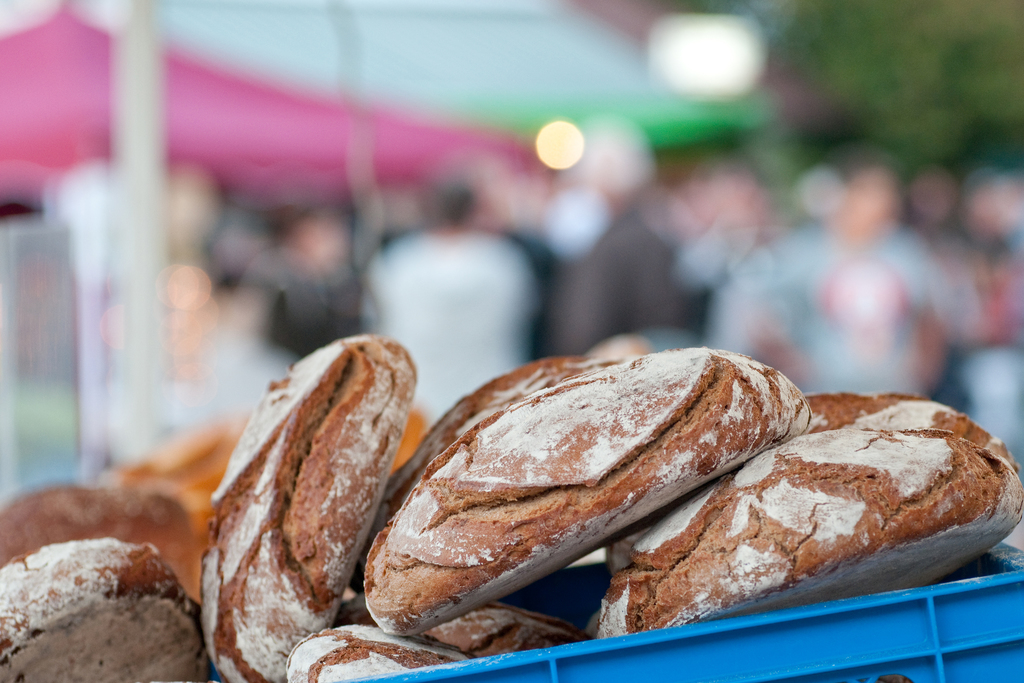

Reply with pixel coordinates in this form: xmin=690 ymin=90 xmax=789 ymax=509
xmin=555 ymin=601 xmax=936 ymax=683
xmin=316 ymin=547 xmax=1024 ymax=683
xmin=933 ymin=581 xmax=1024 ymax=648
xmin=941 ymin=638 xmax=1024 ymax=681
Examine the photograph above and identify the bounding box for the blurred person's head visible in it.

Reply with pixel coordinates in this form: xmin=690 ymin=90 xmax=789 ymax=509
xmin=565 ymin=117 xmax=654 ymax=211
xmin=427 ymin=179 xmax=477 ymax=232
xmin=673 ymin=159 xmax=772 ymax=246
xmin=963 ymin=170 xmax=1022 ymax=245
xmin=707 ymin=161 xmax=771 ymax=235
xmin=457 ymin=155 xmax=515 ymax=234
xmin=281 ymin=208 xmax=350 ymax=276
xmin=795 ymin=165 xmax=844 ymax=225
xmin=829 ymin=149 xmax=902 ymax=248
xmin=908 ymin=167 xmax=958 ymax=236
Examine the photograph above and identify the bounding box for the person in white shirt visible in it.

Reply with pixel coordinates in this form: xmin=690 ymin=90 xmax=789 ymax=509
xmin=367 ymin=179 xmax=537 ymax=420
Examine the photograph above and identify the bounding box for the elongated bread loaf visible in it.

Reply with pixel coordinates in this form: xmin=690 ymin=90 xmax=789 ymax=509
xmin=365 ymin=348 xmax=810 ymax=635
xmin=805 ymin=391 xmax=1017 ymax=470
xmin=286 ymin=626 xmax=465 ymax=683
xmin=202 ymin=335 xmax=415 ymax=683
xmin=373 ymin=356 xmax=619 ymax=539
xmin=598 ymin=429 xmax=1024 ymax=637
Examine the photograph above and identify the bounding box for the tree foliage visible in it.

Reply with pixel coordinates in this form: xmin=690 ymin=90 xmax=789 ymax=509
xmin=782 ymin=0 xmax=1024 ymax=168
xmin=683 ymin=0 xmax=1024 ymax=168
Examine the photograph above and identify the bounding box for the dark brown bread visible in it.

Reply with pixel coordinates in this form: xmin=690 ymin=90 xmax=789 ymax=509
xmin=806 ymin=392 xmax=1017 ymax=470
xmin=332 ymin=593 xmax=377 ymax=628
xmin=598 ymin=429 xmax=1024 ymax=636
xmin=366 ymin=348 xmax=810 ymax=635
xmin=372 ymin=356 xmax=620 ymax=540
xmin=286 ymin=626 xmax=466 ymax=683
xmin=424 ymin=603 xmax=589 ymax=657
xmin=202 ymin=335 xmax=415 ymax=683
xmin=0 ymin=485 xmax=202 ymax=599
xmin=0 ymin=538 xmax=207 ymax=683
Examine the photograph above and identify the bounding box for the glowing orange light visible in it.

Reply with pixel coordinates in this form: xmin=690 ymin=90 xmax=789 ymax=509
xmin=536 ymin=121 xmax=585 ymax=170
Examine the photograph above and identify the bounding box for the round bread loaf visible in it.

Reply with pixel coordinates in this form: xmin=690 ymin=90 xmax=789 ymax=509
xmin=373 ymin=356 xmax=619 ymax=540
xmin=202 ymin=335 xmax=416 ymax=683
xmin=598 ymin=429 xmax=1024 ymax=637
xmin=425 ymin=603 xmax=589 ymax=657
xmin=805 ymin=392 xmax=1017 ymax=470
xmin=286 ymin=625 xmax=466 ymax=683
xmin=0 ymin=485 xmax=202 ymax=599
xmin=365 ymin=348 xmax=810 ymax=635
xmin=0 ymin=538 xmax=207 ymax=683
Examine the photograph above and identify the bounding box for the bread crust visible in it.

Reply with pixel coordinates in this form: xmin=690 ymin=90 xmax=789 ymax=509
xmin=365 ymin=348 xmax=810 ymax=635
xmin=202 ymin=335 xmax=415 ymax=683
xmin=372 ymin=356 xmax=619 ymax=540
xmin=0 ymin=538 xmax=206 ymax=683
xmin=424 ymin=603 xmax=588 ymax=657
xmin=0 ymin=485 xmax=202 ymax=599
xmin=806 ymin=392 xmax=1017 ymax=470
xmin=598 ymin=429 xmax=1024 ymax=636
xmin=286 ymin=626 xmax=465 ymax=683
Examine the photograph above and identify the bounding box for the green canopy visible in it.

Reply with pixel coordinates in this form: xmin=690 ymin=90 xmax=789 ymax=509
xmin=160 ymin=0 xmax=768 ymax=148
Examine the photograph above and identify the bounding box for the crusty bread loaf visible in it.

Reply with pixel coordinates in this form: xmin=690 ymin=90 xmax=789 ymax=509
xmin=202 ymin=335 xmax=415 ymax=683
xmin=605 ymin=531 xmax=645 ymax=575
xmin=806 ymin=391 xmax=1017 ymax=470
xmin=598 ymin=429 xmax=1024 ymax=637
xmin=425 ymin=603 xmax=589 ymax=657
xmin=286 ymin=626 xmax=465 ymax=683
xmin=332 ymin=593 xmax=376 ymax=628
xmin=0 ymin=485 xmax=203 ymax=599
xmin=0 ymin=538 xmax=207 ymax=683
xmin=365 ymin=348 xmax=810 ymax=635
xmin=111 ymin=414 xmax=248 ymax=542
xmin=372 ymin=356 xmax=619 ymax=540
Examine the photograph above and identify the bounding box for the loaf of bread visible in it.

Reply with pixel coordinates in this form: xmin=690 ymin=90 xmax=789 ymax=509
xmin=0 ymin=538 xmax=207 ymax=683
xmin=111 ymin=414 xmax=248 ymax=541
xmin=286 ymin=626 xmax=465 ymax=683
xmin=365 ymin=348 xmax=810 ymax=635
xmin=373 ymin=356 xmax=619 ymax=539
xmin=425 ymin=603 xmax=589 ymax=657
xmin=605 ymin=531 xmax=645 ymax=575
xmin=0 ymin=485 xmax=203 ymax=599
xmin=598 ymin=429 xmax=1024 ymax=637
xmin=805 ymin=392 xmax=1016 ymax=470
xmin=202 ymin=335 xmax=415 ymax=683
xmin=332 ymin=593 xmax=376 ymax=629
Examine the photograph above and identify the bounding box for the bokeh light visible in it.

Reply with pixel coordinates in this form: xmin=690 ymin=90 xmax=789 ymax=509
xmin=159 ymin=264 xmax=212 ymax=311
xmin=649 ymin=14 xmax=765 ymax=100
xmin=536 ymin=121 xmax=585 ymax=170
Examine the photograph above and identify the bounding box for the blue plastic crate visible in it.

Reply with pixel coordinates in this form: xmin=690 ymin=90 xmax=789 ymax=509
xmin=333 ymin=544 xmax=1024 ymax=683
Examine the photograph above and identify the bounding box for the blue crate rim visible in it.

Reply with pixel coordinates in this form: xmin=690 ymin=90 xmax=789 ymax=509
xmin=342 ymin=544 xmax=1024 ymax=683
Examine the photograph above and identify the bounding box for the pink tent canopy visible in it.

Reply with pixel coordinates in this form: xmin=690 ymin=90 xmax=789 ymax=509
xmin=0 ymin=10 xmax=529 ymax=199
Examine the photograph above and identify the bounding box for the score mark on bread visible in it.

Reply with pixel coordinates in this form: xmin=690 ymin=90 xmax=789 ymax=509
xmin=597 ymin=428 xmax=1024 ymax=636
xmin=365 ymin=348 xmax=810 ymax=635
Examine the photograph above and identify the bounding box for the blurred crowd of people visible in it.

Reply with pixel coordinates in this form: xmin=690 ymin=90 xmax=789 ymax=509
xmin=175 ymin=127 xmax=1024 ymax=455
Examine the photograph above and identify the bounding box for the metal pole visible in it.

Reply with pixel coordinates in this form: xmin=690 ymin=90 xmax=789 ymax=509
xmin=328 ymin=0 xmax=383 ymax=274
xmin=114 ymin=0 xmax=166 ymax=462
xmin=0 ymin=230 xmax=17 ymax=499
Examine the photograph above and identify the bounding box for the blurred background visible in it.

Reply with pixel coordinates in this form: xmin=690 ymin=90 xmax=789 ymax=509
xmin=1 ymin=0 xmax=1024 ymax=506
